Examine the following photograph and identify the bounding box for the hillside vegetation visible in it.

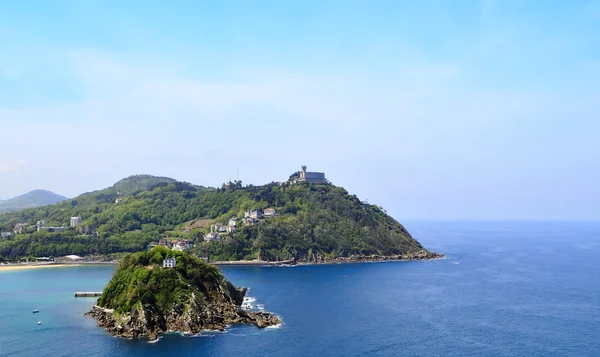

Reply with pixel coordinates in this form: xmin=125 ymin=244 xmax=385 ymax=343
xmin=88 ymin=247 xmax=280 ymax=339
xmin=0 ymin=174 xmax=425 ymax=262
xmin=98 ymin=247 xmax=232 ymax=314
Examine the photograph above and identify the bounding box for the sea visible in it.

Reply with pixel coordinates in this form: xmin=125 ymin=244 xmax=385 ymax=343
xmin=1 ymin=221 xmax=599 ymax=357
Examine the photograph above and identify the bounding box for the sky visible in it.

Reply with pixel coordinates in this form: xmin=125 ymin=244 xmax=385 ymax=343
xmin=0 ymin=0 xmax=599 ymax=220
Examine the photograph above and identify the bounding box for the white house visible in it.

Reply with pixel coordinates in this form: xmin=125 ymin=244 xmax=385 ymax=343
xmin=163 ymin=258 xmax=176 ymax=268
xmin=263 ymin=208 xmax=277 ymax=217
xmin=204 ymin=232 xmax=219 ymax=241
xmin=70 ymin=216 xmax=83 ymax=228
xmin=244 ymin=210 xmax=262 ymax=219
xmin=211 ymin=223 xmax=227 ymax=233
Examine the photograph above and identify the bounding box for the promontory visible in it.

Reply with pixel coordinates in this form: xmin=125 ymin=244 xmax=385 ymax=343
xmin=86 ymin=247 xmax=281 ymax=339
xmin=0 ymin=168 xmax=442 ymax=263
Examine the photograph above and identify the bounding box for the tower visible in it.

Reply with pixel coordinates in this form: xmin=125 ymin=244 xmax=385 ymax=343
xmin=301 ymin=165 xmax=307 ymax=180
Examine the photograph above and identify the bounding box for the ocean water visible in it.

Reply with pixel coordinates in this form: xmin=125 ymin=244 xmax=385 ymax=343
xmin=1 ymin=221 xmax=599 ymax=357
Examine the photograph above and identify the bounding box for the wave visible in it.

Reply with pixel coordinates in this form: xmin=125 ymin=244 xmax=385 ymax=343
xmin=147 ymin=336 xmax=162 ymax=344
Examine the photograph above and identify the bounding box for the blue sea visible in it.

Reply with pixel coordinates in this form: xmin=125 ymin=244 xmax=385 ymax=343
xmin=1 ymin=221 xmax=599 ymax=357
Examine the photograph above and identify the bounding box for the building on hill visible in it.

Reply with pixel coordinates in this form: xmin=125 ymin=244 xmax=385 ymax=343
xmin=204 ymin=232 xmax=219 ymax=241
xmin=13 ymin=223 xmax=28 ymax=234
xmin=227 ymin=217 xmax=237 ymax=233
xmin=211 ymin=223 xmax=227 ymax=233
xmin=0 ymin=232 xmax=12 ymax=238
xmin=263 ymin=208 xmax=277 ymax=217
xmin=158 ymin=238 xmax=168 ymax=246
xmin=70 ymin=216 xmax=83 ymax=228
xmin=172 ymin=239 xmax=194 ymax=252
xmin=36 ymin=220 xmax=46 ymax=231
xmin=244 ymin=210 xmax=262 ymax=220
xmin=181 ymin=227 xmax=191 ymax=233
xmin=163 ymin=258 xmax=176 ymax=268
xmin=298 ymin=165 xmax=327 ymax=183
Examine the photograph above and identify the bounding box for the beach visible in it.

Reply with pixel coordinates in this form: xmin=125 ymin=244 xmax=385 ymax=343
xmin=0 ymin=263 xmax=76 ymax=271
xmin=0 ymin=262 xmax=116 ymax=272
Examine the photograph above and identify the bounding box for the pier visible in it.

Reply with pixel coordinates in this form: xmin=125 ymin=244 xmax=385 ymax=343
xmin=74 ymin=292 xmax=102 ymax=297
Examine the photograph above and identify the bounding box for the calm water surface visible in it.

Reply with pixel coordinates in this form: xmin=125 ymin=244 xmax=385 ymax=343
xmin=1 ymin=222 xmax=599 ymax=357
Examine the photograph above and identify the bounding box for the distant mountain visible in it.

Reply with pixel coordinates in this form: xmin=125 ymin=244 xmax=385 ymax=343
xmin=0 ymin=190 xmax=68 ymax=213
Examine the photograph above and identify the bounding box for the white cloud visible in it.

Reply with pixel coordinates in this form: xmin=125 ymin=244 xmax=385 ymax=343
xmin=0 ymin=47 xmax=599 ymax=219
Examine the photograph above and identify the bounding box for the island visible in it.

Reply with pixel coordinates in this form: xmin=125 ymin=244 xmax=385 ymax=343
xmin=86 ymin=247 xmax=281 ymax=340
xmin=0 ymin=167 xmax=443 ymax=264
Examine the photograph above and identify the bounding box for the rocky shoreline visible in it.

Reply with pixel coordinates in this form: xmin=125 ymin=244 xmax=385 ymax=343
xmin=295 ymin=249 xmax=444 ymax=265
xmin=211 ymin=250 xmax=444 ymax=266
xmin=86 ymin=293 xmax=281 ymax=340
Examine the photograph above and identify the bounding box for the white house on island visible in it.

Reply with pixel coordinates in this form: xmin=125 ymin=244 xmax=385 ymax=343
xmin=163 ymin=257 xmax=176 ymax=268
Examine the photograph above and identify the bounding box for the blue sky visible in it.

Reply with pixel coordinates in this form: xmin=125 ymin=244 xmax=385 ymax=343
xmin=0 ymin=0 xmax=598 ymax=220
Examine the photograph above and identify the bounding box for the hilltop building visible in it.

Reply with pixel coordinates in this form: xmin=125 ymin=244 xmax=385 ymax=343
xmin=70 ymin=216 xmax=83 ymax=228
xmin=163 ymin=258 xmax=176 ymax=268
xmin=0 ymin=232 xmax=12 ymax=238
xmin=297 ymin=165 xmax=327 ymax=184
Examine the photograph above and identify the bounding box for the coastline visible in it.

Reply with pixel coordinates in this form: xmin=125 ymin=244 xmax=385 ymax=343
xmin=0 ymin=250 xmax=443 ymax=271
xmin=211 ymin=250 xmax=445 ymax=267
xmin=0 ymin=261 xmax=117 ymax=272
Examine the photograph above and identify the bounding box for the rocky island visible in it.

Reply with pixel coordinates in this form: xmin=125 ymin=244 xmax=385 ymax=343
xmin=86 ymin=247 xmax=281 ymax=340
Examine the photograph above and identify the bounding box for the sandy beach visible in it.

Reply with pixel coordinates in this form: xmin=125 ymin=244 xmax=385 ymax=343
xmin=0 ymin=263 xmax=77 ymax=271
xmin=0 ymin=262 xmax=116 ymax=272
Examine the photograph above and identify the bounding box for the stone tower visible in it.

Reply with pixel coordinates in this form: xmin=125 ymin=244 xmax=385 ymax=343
xmin=300 ymin=165 xmax=307 ymax=180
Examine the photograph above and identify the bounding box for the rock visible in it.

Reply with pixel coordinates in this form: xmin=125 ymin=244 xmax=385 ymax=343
xmin=295 ymin=249 xmax=443 ymax=264
xmin=86 ymin=288 xmax=281 ymax=339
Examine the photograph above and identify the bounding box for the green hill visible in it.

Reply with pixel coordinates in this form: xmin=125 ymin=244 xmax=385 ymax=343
xmin=0 ymin=189 xmax=67 ymax=213
xmin=87 ymin=247 xmax=280 ymax=339
xmin=0 ymin=174 xmax=435 ymax=262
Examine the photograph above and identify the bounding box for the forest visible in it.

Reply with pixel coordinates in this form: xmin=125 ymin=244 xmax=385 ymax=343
xmin=0 ymin=175 xmax=422 ymax=262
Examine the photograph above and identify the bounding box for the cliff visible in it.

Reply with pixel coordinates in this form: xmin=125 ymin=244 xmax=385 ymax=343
xmin=86 ymin=247 xmax=280 ymax=340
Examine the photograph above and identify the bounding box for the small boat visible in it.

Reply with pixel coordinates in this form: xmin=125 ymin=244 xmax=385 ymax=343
xmin=33 ymin=310 xmax=40 ymax=314
xmin=37 ymin=321 xmax=42 ymax=325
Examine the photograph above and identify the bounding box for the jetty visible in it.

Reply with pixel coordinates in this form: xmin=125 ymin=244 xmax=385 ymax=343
xmin=74 ymin=292 xmax=102 ymax=297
